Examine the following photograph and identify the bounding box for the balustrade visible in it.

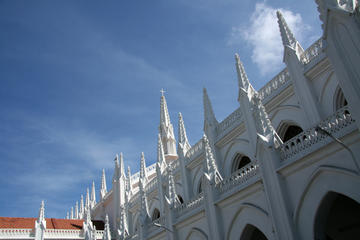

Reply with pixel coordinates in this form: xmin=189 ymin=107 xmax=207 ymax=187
xmin=258 ymin=68 xmax=290 ymax=101
xmin=279 ymin=106 xmax=354 ymax=161
xmin=300 ymin=38 xmax=323 ymax=64
xmin=216 ymin=161 xmax=259 ymax=194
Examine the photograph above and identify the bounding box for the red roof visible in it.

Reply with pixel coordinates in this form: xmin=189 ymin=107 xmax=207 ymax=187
xmin=0 ymin=217 xmax=83 ymax=229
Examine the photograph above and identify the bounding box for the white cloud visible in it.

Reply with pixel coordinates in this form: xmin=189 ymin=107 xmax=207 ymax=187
xmin=228 ymin=2 xmax=311 ymax=75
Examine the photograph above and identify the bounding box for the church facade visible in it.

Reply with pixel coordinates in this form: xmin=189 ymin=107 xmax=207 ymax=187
xmin=1 ymin=1 xmax=360 ymax=240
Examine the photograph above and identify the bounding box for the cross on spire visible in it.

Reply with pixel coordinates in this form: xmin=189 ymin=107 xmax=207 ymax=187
xmin=160 ymin=88 xmax=166 ymax=96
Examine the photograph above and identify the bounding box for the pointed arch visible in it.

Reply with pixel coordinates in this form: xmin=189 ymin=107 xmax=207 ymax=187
xmin=240 ymin=224 xmax=268 ymax=240
xmin=226 ymin=203 xmax=272 ymax=240
xmin=151 ymin=208 xmax=160 ymax=221
xmin=185 ymin=227 xmax=208 ymax=240
xmin=276 ymin=121 xmax=303 ymax=142
xmin=231 ymin=153 xmax=252 ymax=174
xmin=294 ymin=165 xmax=360 ymax=239
xmin=222 ymin=138 xmax=253 ymax=176
xmin=334 ymin=86 xmax=348 ymax=111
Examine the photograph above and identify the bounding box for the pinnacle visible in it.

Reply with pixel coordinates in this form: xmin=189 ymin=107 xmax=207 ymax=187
xmin=178 ymin=112 xmax=191 ymax=152
xmin=140 ymin=152 xmax=147 ymax=181
xmin=203 ymin=88 xmax=218 ymax=127
xmin=160 ymin=93 xmax=171 ymax=127
xmin=276 ymin=10 xmax=296 ymax=48
xmin=235 ymin=53 xmax=250 ymax=91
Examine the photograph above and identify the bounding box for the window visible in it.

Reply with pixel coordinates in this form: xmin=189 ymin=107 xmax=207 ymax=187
xmin=334 ymin=87 xmax=348 ymax=111
xmin=278 ymin=122 xmax=303 ymax=142
xmin=151 ymin=208 xmax=160 ymax=221
xmin=177 ymin=195 xmax=184 ymax=204
xmin=231 ymin=154 xmax=251 ymax=174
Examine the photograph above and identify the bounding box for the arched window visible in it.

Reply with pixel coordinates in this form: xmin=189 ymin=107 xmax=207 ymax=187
xmin=177 ymin=195 xmax=184 ymax=204
xmin=231 ymin=154 xmax=251 ymax=174
xmin=334 ymin=87 xmax=348 ymax=111
xmin=151 ymin=208 xmax=160 ymax=221
xmin=278 ymin=122 xmax=303 ymax=142
xmin=198 ymin=181 xmax=203 ymax=194
xmin=314 ymin=192 xmax=360 ymax=240
xmin=240 ymin=224 xmax=268 ymax=240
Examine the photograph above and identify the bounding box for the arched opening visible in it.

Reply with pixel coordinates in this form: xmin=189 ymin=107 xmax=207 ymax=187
xmin=151 ymin=208 xmax=160 ymax=221
xmin=314 ymin=192 xmax=360 ymax=240
xmin=240 ymin=224 xmax=268 ymax=240
xmin=334 ymin=87 xmax=348 ymax=111
xmin=277 ymin=122 xmax=303 ymax=142
xmin=177 ymin=195 xmax=184 ymax=204
xmin=198 ymin=181 xmax=203 ymax=194
xmin=231 ymin=154 xmax=251 ymax=174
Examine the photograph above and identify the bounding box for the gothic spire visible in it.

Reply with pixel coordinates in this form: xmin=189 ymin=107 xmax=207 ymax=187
xmin=102 ymin=215 xmax=111 ymax=240
xmin=160 ymin=92 xmax=171 ymax=128
xmin=157 ymin=133 xmax=167 ymax=171
xmin=80 ymin=195 xmax=84 ymax=217
xmin=90 ymin=181 xmax=96 ymax=208
xmin=203 ymin=88 xmax=218 ymax=131
xmin=35 ymin=201 xmax=46 ymax=240
xmin=159 ymin=92 xmax=177 ymax=158
xmin=139 ymin=152 xmax=148 ymax=182
xmin=38 ymin=200 xmax=45 ymax=223
xmin=235 ymin=53 xmax=251 ymax=93
xmin=70 ymin=207 xmax=74 ymax=219
xmin=85 ymin=188 xmax=90 ymax=210
xmin=75 ymin=201 xmax=79 ymax=219
xmin=178 ymin=112 xmax=191 ymax=154
xmin=100 ymin=169 xmax=107 ymax=200
xmin=276 ymin=11 xmax=297 ymax=49
xmin=203 ymin=134 xmax=223 ymax=184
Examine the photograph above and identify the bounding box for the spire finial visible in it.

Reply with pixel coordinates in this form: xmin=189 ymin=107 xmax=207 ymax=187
xmin=178 ymin=112 xmax=191 ymax=154
xmin=235 ymin=53 xmax=250 ymax=91
xmin=100 ymin=169 xmax=107 ymax=200
xmin=75 ymin=201 xmax=79 ymax=219
xmin=276 ymin=11 xmax=297 ymax=48
xmin=160 ymin=88 xmax=166 ymax=96
xmin=140 ymin=152 xmax=147 ymax=182
xmin=38 ymin=200 xmax=45 ymax=222
xmin=203 ymin=88 xmax=218 ymax=130
xmin=91 ymin=181 xmax=96 ymax=207
xmin=85 ymin=188 xmax=90 ymax=210
xmin=80 ymin=195 xmax=84 ymax=218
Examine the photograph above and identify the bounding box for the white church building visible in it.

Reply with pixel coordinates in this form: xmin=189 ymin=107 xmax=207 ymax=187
xmin=1 ymin=1 xmax=360 ymax=240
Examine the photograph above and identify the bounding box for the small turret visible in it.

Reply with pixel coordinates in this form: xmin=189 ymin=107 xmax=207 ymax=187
xmin=34 ymin=201 xmax=46 ymax=240
xmin=85 ymin=188 xmax=90 ymax=210
xmin=90 ymin=181 xmax=96 ymax=208
xmin=75 ymin=201 xmax=79 ymax=219
xmin=100 ymin=169 xmax=107 ymax=201
xmin=159 ymin=91 xmax=177 ymax=161
xmin=178 ymin=112 xmax=191 ymax=156
xmin=139 ymin=152 xmax=148 ymax=183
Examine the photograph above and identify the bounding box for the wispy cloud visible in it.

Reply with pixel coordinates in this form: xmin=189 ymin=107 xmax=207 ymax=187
xmin=228 ymin=2 xmax=312 ymax=75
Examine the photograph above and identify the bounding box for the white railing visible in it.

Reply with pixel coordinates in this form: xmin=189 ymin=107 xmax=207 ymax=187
xmin=0 ymin=228 xmax=104 ymax=239
xmin=175 ymin=192 xmax=204 ymax=217
xmin=216 ymin=161 xmax=259 ymax=195
xmin=258 ymin=68 xmax=291 ymax=101
xmin=0 ymin=228 xmax=33 ymax=239
xmin=185 ymin=139 xmax=203 ymax=161
xmin=300 ymin=38 xmax=323 ymax=64
xmin=216 ymin=107 xmax=243 ymax=136
xmin=279 ymin=106 xmax=354 ymax=161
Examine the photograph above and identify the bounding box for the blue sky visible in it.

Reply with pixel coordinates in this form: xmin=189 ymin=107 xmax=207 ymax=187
xmin=0 ymin=0 xmax=322 ymax=218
